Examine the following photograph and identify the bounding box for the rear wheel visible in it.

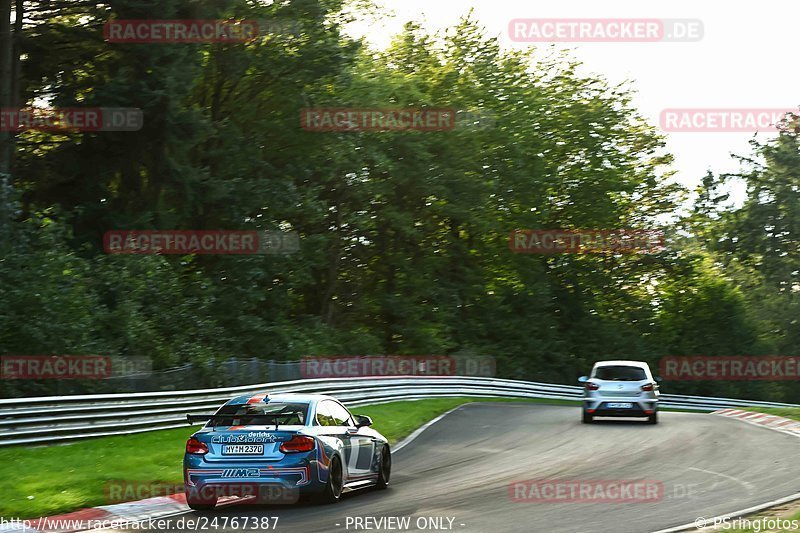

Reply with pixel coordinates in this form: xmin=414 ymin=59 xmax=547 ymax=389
xmin=186 ymin=489 xmax=217 ymax=511
xmin=647 ymin=412 xmax=658 ymax=425
xmin=582 ymin=411 xmax=593 ymax=424
xmin=376 ymin=445 xmax=391 ymax=489
xmin=187 ymin=502 xmax=216 ymax=511
xmin=317 ymin=455 xmax=343 ymax=504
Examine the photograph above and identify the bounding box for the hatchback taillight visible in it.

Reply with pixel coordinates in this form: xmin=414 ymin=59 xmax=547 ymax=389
xmin=641 ymin=383 xmax=655 ymax=391
xmin=185 ymin=437 xmax=208 ymax=454
xmin=280 ymin=435 xmax=315 ymax=453
xmin=585 ymin=382 xmax=599 ymax=391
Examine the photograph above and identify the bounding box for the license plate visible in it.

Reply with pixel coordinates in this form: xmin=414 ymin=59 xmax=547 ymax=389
xmin=222 ymin=444 xmax=264 ymax=455
xmin=607 ymin=403 xmax=633 ymax=409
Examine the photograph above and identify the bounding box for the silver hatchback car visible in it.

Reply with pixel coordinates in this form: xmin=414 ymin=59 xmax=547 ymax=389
xmin=579 ymin=360 xmax=660 ymax=424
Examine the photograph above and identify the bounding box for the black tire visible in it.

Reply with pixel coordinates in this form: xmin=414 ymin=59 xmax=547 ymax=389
xmin=647 ymin=412 xmax=658 ymax=425
xmin=186 ymin=487 xmax=217 ymax=511
xmin=375 ymin=445 xmax=391 ymax=489
xmin=187 ymin=502 xmax=216 ymax=511
xmin=582 ymin=411 xmax=593 ymax=424
xmin=318 ymin=455 xmax=343 ymax=504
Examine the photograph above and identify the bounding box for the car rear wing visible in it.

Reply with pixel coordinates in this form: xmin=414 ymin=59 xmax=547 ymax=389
xmin=186 ymin=413 xmax=285 ymax=428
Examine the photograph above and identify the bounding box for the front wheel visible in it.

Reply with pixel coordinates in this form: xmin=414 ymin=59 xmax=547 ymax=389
xmin=647 ymin=412 xmax=658 ymax=425
xmin=582 ymin=411 xmax=593 ymax=424
xmin=375 ymin=445 xmax=391 ymax=489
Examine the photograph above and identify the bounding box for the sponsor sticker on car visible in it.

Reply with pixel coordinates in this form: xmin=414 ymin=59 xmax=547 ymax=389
xmin=211 ymin=432 xmax=280 ymax=443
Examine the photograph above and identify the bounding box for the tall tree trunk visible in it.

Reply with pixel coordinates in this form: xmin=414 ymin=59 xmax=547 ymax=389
xmin=11 ymin=0 xmax=20 ymax=107
xmin=0 ymin=0 xmax=15 ymax=248
xmin=0 ymin=0 xmax=13 ymax=175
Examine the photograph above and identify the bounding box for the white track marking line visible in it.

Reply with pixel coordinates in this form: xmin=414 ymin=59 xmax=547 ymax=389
xmin=687 ymin=467 xmax=756 ymax=494
xmin=393 ymin=403 xmax=473 ymax=453
xmin=651 ymin=491 xmax=800 ymax=533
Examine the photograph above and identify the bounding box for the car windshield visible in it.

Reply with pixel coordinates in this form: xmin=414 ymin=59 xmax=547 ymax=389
xmin=593 ymin=366 xmax=647 ymax=381
xmin=211 ymin=402 xmax=308 ymax=427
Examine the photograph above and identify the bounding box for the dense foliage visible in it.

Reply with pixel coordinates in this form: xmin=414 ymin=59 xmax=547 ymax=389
xmin=0 ymin=0 xmax=797 ymax=400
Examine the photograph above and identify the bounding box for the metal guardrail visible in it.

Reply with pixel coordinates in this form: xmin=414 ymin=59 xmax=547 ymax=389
xmin=1 ymin=376 xmax=798 ymax=447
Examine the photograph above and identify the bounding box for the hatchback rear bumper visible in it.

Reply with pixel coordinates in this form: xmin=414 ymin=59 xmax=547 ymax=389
xmin=582 ymin=398 xmax=658 ymax=417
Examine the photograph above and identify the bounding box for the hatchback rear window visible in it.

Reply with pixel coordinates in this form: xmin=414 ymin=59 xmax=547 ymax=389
xmin=593 ymin=366 xmax=647 ymax=381
xmin=212 ymin=402 xmax=309 ymax=427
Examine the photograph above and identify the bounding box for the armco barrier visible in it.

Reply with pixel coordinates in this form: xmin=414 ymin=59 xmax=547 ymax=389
xmin=1 ymin=376 xmax=798 ymax=446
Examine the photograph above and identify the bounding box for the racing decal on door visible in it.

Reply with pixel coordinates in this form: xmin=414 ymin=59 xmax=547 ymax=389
xmin=347 ymin=437 xmax=376 ymax=476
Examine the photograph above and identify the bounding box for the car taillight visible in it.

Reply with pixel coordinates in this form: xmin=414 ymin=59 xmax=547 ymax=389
xmin=585 ymin=382 xmax=599 ymax=390
xmin=186 ymin=437 xmax=208 ymax=454
xmin=641 ymin=383 xmax=654 ymax=391
xmin=280 ymin=435 xmax=315 ymax=453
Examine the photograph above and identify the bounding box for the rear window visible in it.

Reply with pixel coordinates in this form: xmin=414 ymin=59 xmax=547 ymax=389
xmin=593 ymin=366 xmax=647 ymax=381
xmin=212 ymin=402 xmax=309 ymax=427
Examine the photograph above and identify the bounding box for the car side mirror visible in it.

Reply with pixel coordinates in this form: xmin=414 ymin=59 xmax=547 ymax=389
xmin=578 ymin=376 xmax=589 ymax=383
xmin=355 ymin=415 xmax=373 ymax=428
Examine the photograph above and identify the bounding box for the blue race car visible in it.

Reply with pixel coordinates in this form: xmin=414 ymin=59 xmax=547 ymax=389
xmin=184 ymin=393 xmax=391 ymax=510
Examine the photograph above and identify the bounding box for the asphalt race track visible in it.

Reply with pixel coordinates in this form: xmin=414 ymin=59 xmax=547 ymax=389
xmin=99 ymin=403 xmax=800 ymax=533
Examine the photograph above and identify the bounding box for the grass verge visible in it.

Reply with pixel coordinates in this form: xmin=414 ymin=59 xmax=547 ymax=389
xmin=0 ymin=396 xmax=575 ymax=519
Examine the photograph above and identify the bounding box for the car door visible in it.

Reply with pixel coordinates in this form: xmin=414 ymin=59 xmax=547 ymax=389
xmin=327 ymin=401 xmax=375 ymax=479
xmin=316 ymin=401 xmax=354 ymax=474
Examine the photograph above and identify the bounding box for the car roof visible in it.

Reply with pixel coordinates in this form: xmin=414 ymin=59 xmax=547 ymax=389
xmin=225 ymin=392 xmax=340 ymax=406
xmin=592 ymin=360 xmax=651 ymax=368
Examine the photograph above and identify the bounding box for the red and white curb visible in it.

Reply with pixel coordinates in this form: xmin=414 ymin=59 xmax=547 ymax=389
xmin=712 ymin=409 xmax=800 ymax=437
xmin=0 ymin=493 xmax=251 ymax=533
